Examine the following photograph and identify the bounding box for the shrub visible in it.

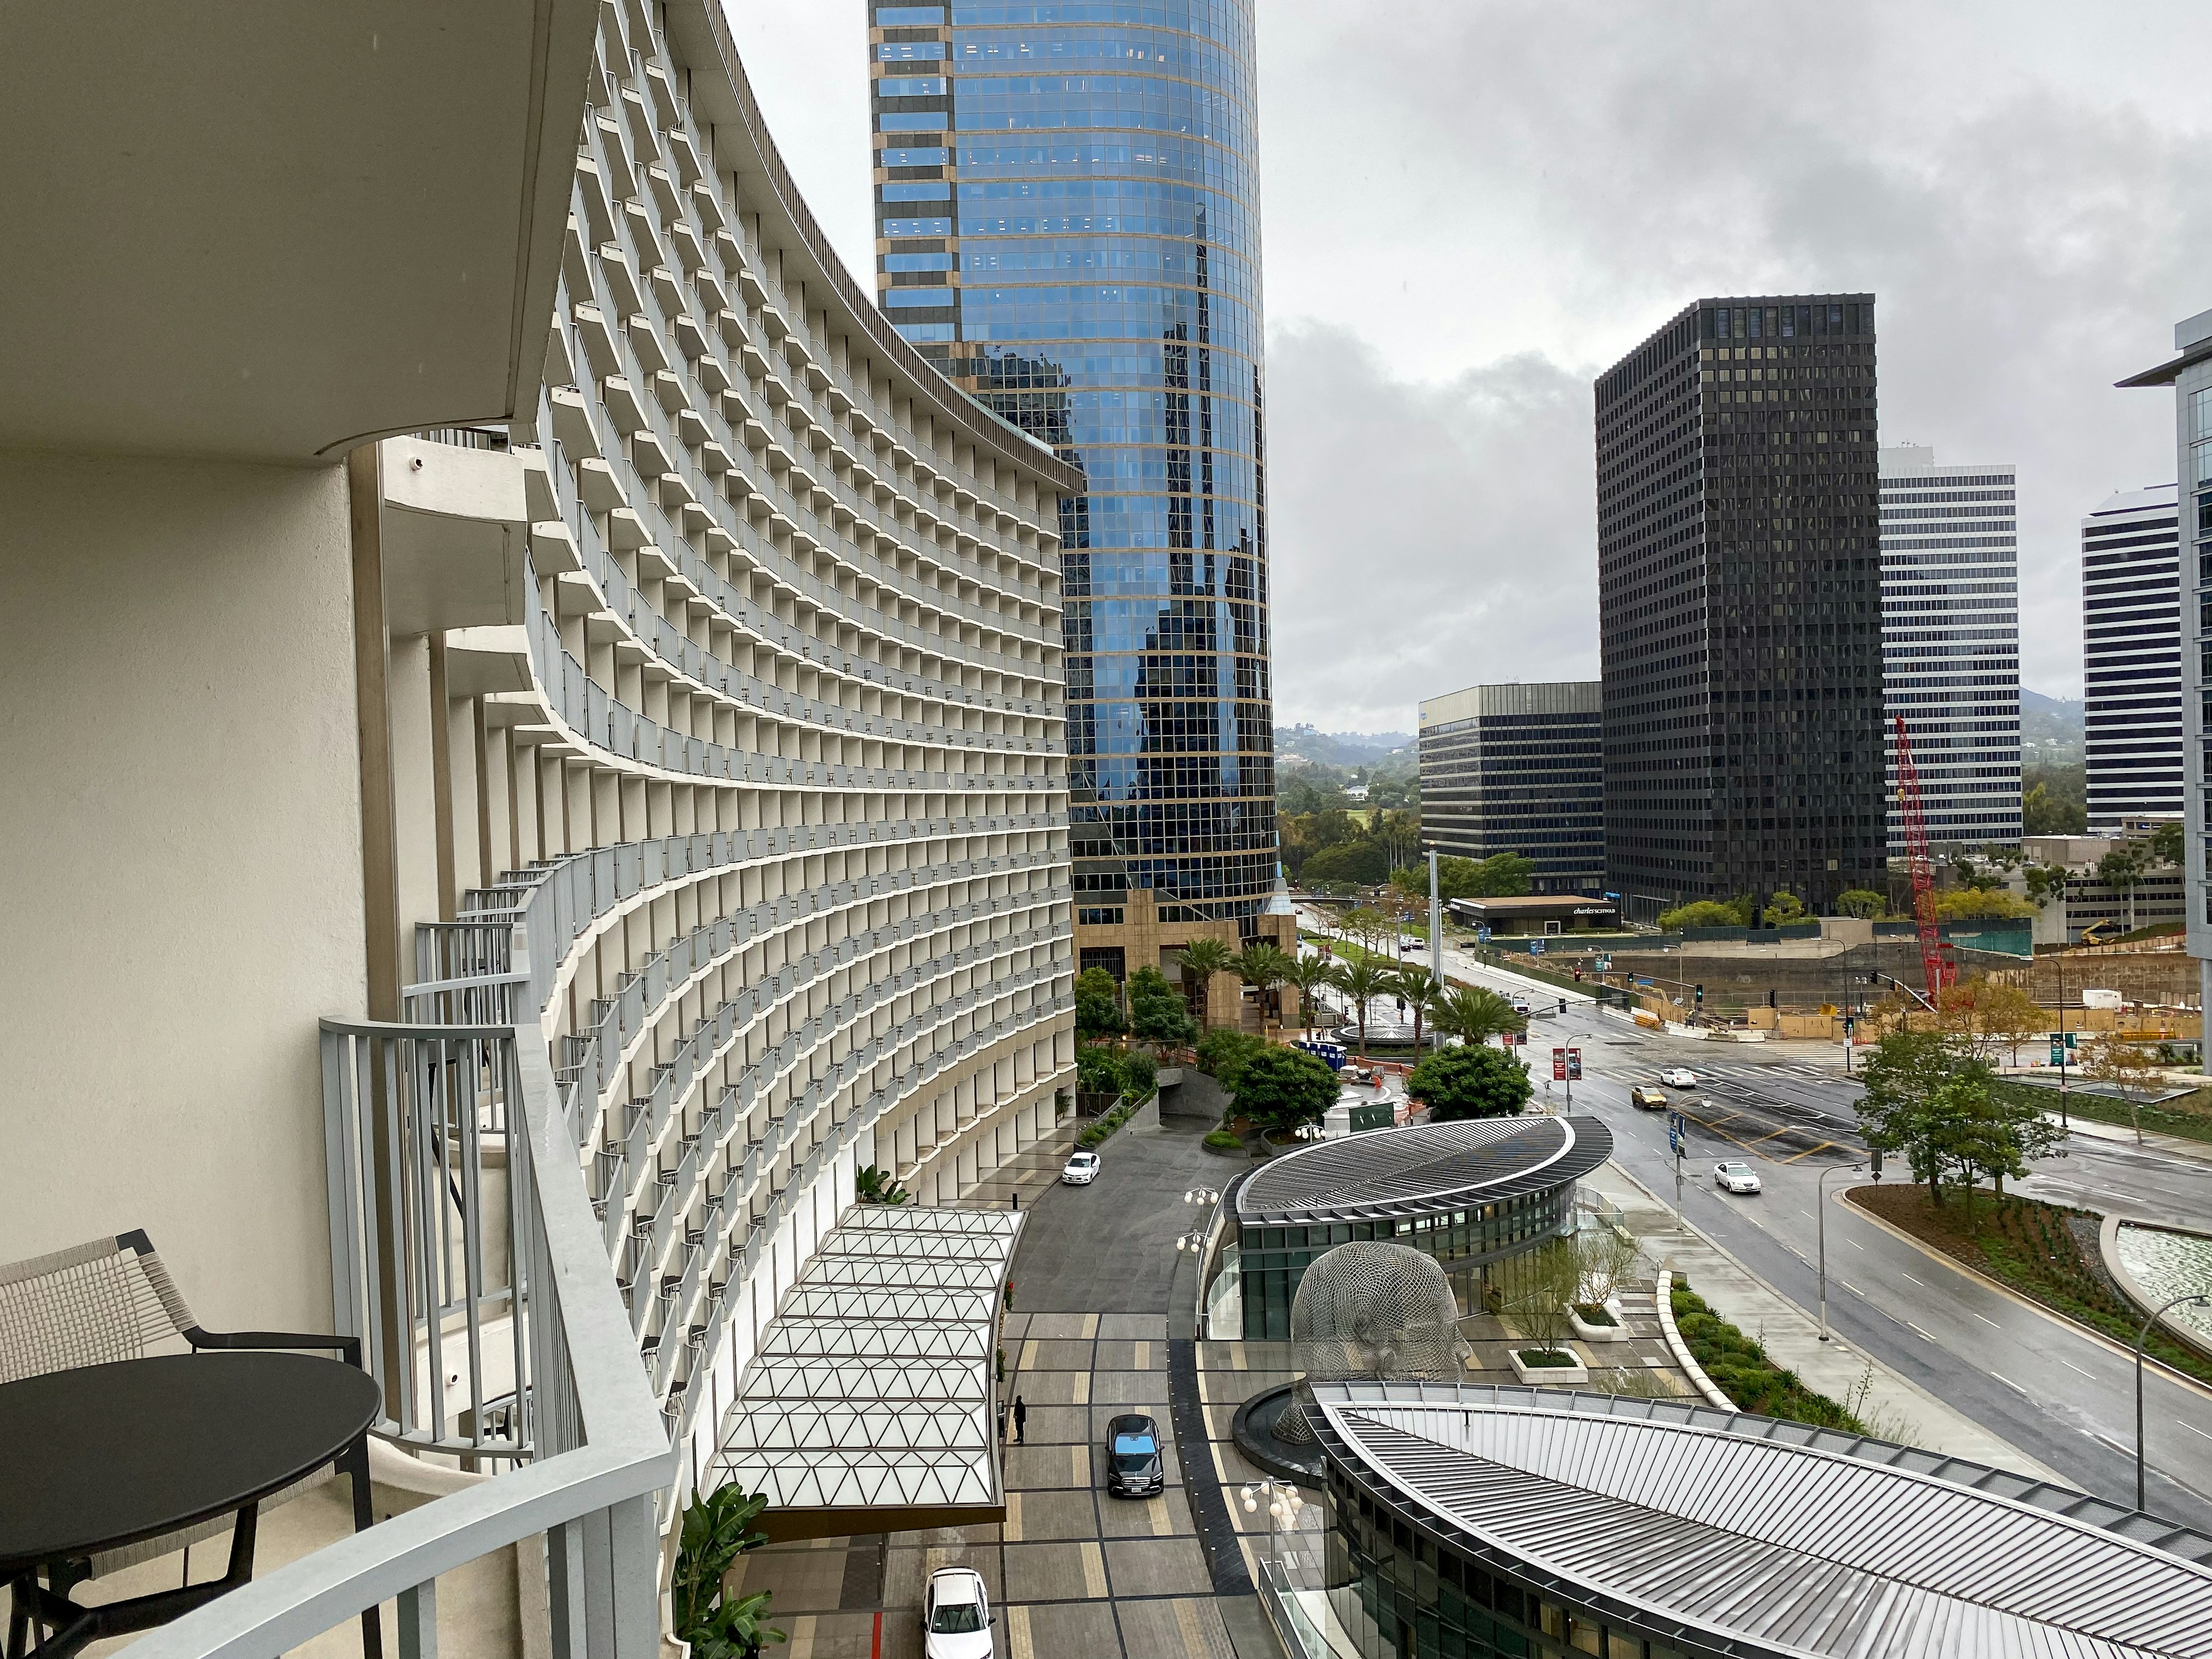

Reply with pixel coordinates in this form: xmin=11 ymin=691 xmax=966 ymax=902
xmin=1203 ymin=1128 xmax=1243 ymax=1150
xmin=1121 ymin=1047 xmax=1158 ymax=1100
xmin=1669 ymin=1283 xmax=1865 ymax=1431
xmin=1195 ymin=1027 xmax=1268 ymax=1090
xmin=673 ymin=1485 xmax=783 ymax=1658
xmin=1127 ymin=965 xmax=1197 ymax=1046
xmin=1230 ymin=1045 xmax=1341 ymax=1137
xmin=1657 ymin=898 xmax=1749 ymax=931
xmin=1077 ymin=1043 xmax=1130 ymax=1097
xmin=1408 ymin=1045 xmax=1531 ymax=1120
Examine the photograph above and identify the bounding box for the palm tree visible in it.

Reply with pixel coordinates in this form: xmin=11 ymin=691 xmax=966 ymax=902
xmin=1431 ymin=983 xmax=1524 ymax=1049
xmin=1230 ymin=942 xmax=1294 ymax=1036
xmin=1175 ymin=938 xmax=1235 ymax=1029
xmin=1332 ymin=956 xmax=1394 ymax=1056
xmin=1282 ymin=953 xmax=1340 ymax=1035
xmin=1387 ymin=965 xmax=1440 ymax=1052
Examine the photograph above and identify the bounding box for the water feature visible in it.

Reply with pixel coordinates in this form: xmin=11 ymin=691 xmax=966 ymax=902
xmin=2113 ymin=1222 xmax=2212 ymax=1349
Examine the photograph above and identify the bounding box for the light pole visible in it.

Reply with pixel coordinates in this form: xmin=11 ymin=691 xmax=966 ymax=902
xmin=1175 ymin=1188 xmax=1220 ymax=1260
xmin=2137 ymin=1293 xmax=2212 ymax=1510
xmin=1240 ymin=1478 xmax=1305 ymax=1577
xmin=1816 ymin=1162 xmax=1867 ymax=1342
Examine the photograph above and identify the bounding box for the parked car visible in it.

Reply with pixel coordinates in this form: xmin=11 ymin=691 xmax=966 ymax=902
xmin=1105 ymin=1412 xmax=1165 ymax=1498
xmin=1658 ymin=1067 xmax=1698 ymax=1088
xmin=1061 ymin=1151 xmax=1101 ymax=1185
xmin=1713 ymin=1161 xmax=1762 ymax=1195
xmin=1630 ymin=1086 xmax=1668 ymax=1109
xmin=923 ymin=1566 xmax=994 ymax=1658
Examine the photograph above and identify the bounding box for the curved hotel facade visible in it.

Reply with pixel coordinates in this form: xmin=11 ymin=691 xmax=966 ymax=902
xmin=868 ymin=0 xmax=1289 ymax=984
xmin=6 ymin=1 xmax=1077 ymax=1649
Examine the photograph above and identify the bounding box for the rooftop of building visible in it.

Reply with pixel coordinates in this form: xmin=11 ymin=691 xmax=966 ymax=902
xmin=1419 ymin=682 xmax=1602 ymax=727
xmin=1236 ymin=1116 xmax=1611 ymax=1226
xmin=1315 ymin=1384 xmax=2212 ymax=1659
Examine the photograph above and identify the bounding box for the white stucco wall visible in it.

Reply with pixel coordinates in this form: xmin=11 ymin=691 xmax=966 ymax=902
xmin=0 ymin=452 xmax=367 ymax=1333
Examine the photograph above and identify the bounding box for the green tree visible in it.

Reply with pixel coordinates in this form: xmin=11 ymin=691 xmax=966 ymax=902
xmin=1228 ymin=1046 xmax=1341 ymax=1138
xmin=1657 ymin=899 xmax=1745 ymax=931
xmin=2152 ymin=819 xmax=2186 ymax=866
xmin=1330 ymin=955 xmax=1395 ymax=1055
xmin=1409 ymin=1045 xmax=1532 ymax=1120
xmin=1230 ymin=942 xmax=1296 ymax=1034
xmin=2085 ymin=1033 xmax=2161 ymax=1145
xmin=1835 ymin=889 xmax=1887 ymax=919
xmin=1761 ymin=891 xmax=1806 ymax=926
xmin=674 ymin=1485 xmax=784 ymax=1659
xmin=1195 ymin=1027 xmax=1268 ymax=1093
xmin=1175 ymin=938 xmax=1235 ymax=1028
xmin=1303 ymin=838 xmax=1389 ymax=885
xmin=1126 ymin=966 xmax=1197 ymax=1047
xmin=1076 ymin=1044 xmax=1131 ymax=1097
xmin=1934 ymin=887 xmax=2036 ymax=921
xmin=1075 ymin=965 xmax=1126 ymax=1039
xmin=2099 ymin=843 xmax=2152 ymax=932
xmin=2024 ymin=864 xmax=2069 ymax=908
xmin=1282 ymin=953 xmax=1339 ymax=1032
xmin=1430 ymin=984 xmax=1525 ymax=1047
xmin=2022 ymin=762 xmax=2088 ymax=835
xmin=1386 ymin=964 xmax=1440 ymax=1051
xmin=1855 ymin=1029 xmax=1998 ymax=1209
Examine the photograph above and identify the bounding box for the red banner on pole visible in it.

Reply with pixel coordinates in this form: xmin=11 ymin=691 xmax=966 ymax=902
xmin=1551 ymin=1047 xmax=1567 ymax=1080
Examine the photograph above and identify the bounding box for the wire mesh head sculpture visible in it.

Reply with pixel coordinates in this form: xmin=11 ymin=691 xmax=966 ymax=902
xmin=1275 ymin=1240 xmax=1469 ymax=1444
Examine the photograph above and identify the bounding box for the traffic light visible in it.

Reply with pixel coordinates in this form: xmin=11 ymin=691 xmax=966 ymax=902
xmin=1694 ymin=984 xmax=1705 ymax=1007
xmin=1558 ymin=998 xmax=1567 ymax=1016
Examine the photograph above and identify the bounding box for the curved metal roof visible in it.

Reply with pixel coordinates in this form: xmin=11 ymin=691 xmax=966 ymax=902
xmin=1313 ymin=1384 xmax=2212 ymax=1659
xmin=1236 ymin=1115 xmax=1612 ymax=1225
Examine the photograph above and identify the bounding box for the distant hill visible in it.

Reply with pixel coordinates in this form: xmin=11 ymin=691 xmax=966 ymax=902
xmin=1279 ymin=725 xmax=1412 ymax=768
xmin=2020 ymin=689 xmax=2082 ymax=767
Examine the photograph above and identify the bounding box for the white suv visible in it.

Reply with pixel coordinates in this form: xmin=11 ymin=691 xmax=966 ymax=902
xmin=923 ymin=1566 xmax=994 ymax=1658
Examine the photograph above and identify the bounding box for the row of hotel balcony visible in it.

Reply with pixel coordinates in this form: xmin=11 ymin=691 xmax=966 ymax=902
xmin=0 ymin=0 xmax=1089 ymax=1654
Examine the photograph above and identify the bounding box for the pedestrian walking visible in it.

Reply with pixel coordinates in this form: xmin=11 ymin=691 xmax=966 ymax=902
xmin=1013 ymin=1396 xmax=1027 ymax=1444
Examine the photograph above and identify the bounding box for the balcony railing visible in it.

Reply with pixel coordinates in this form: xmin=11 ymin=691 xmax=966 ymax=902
xmin=138 ymin=967 xmax=672 ymax=1659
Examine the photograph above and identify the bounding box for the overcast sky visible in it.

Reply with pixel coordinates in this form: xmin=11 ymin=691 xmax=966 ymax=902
xmin=727 ymin=2 xmax=2212 ymax=733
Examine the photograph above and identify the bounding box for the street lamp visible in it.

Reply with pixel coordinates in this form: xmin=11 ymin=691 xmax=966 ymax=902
xmin=1173 ymin=1188 xmax=1220 ymax=1257
xmin=1816 ymin=1162 xmax=1867 ymax=1342
xmin=2136 ymin=1293 xmax=2212 ymax=1510
xmin=1240 ymin=1479 xmax=1306 ymax=1574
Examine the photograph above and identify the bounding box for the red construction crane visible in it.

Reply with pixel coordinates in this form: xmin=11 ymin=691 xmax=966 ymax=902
xmin=1893 ymin=714 xmax=1951 ymax=1004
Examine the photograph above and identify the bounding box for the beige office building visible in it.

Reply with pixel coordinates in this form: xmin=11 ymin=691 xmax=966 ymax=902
xmin=2 ymin=2 xmax=1076 ymax=1651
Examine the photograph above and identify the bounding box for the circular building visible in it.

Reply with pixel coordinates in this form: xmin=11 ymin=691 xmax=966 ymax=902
xmin=1307 ymin=1382 xmax=2212 ymax=1659
xmin=1227 ymin=1116 xmax=1612 ymax=1339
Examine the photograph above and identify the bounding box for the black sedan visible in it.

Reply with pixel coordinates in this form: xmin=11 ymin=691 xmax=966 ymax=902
xmin=1104 ymin=1412 xmax=1164 ymax=1498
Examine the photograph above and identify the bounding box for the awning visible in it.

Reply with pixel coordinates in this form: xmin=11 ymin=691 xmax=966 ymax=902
xmin=711 ymin=1205 xmax=1020 ymax=1540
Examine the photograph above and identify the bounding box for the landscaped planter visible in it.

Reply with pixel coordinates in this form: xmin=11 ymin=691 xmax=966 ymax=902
xmin=1508 ymin=1347 xmax=1588 ymax=1385
xmin=1569 ymin=1302 xmax=1628 ymax=1344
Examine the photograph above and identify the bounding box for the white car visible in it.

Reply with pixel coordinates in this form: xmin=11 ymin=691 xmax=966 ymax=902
xmin=1660 ymin=1067 xmax=1699 ymax=1088
xmin=1510 ymin=994 xmax=1532 ymax=1015
xmin=1713 ymin=1161 xmax=1762 ymax=1195
xmin=923 ymin=1566 xmax=994 ymax=1658
xmin=1060 ymin=1151 xmax=1101 ymax=1185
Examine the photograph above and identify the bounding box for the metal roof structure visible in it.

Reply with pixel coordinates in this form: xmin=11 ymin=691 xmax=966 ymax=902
xmin=1313 ymin=1383 xmax=2212 ymax=1659
xmin=1237 ymin=1116 xmax=1612 ymax=1225
xmin=710 ymin=1205 xmax=1019 ymax=1540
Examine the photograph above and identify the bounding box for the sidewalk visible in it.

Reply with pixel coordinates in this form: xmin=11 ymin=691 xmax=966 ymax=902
xmin=1580 ymin=1160 xmax=2067 ymax=1481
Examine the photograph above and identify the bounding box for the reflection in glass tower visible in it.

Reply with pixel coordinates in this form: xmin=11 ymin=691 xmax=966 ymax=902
xmin=868 ymin=1 xmax=1277 ymax=926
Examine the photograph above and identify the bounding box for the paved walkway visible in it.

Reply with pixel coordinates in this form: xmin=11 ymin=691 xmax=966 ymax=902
xmin=733 ymin=1113 xmax=1267 ymax=1658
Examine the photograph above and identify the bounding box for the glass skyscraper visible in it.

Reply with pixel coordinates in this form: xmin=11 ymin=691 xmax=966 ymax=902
xmin=868 ymin=1 xmax=1279 ymax=946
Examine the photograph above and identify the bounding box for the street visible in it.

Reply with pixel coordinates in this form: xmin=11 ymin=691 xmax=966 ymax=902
xmin=1315 ymin=918 xmax=2212 ymax=1529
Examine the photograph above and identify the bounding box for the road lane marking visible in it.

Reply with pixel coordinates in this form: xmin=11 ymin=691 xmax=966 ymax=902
xmin=2182 ymin=1421 xmax=2212 ymax=1441
xmin=1908 ymin=1322 xmax=1937 ymax=1341
xmin=1901 ymin=1272 xmax=1925 ymax=1286
xmin=1971 ymin=1312 xmax=2001 ymax=1329
xmin=1993 ymin=1373 xmax=2029 ymax=1395
xmin=1847 ymin=1239 xmax=1864 ymax=1250
xmin=1840 ymin=1280 xmax=1866 ymax=1296
xmin=2059 ymin=1358 xmax=2094 ymax=1378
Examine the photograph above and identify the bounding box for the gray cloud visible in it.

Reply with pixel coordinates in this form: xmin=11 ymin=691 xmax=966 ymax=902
xmin=1267 ymin=325 xmax=1597 ymax=730
xmin=1258 ymin=0 xmax=2212 ymax=724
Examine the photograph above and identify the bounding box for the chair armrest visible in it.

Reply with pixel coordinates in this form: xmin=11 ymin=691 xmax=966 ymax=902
xmin=187 ymin=1328 xmax=364 ymax=1368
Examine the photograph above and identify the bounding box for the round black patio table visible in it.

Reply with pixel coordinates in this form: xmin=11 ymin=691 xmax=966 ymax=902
xmin=1 ymin=1352 xmax=381 ymax=1659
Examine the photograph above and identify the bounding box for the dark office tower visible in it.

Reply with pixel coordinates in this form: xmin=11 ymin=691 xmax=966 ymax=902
xmin=2079 ymin=485 xmax=2183 ymax=828
xmin=1595 ymin=296 xmax=1888 ymax=924
xmin=867 ymin=1 xmax=1289 ymax=971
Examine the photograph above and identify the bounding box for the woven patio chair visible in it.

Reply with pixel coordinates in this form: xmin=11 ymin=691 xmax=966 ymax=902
xmin=0 ymin=1229 xmax=371 ymax=1587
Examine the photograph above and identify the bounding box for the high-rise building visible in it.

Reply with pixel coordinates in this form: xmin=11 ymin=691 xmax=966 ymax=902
xmin=1878 ymin=445 xmax=2022 ymax=849
xmin=1418 ymin=683 xmax=1604 ymax=894
xmin=866 ymin=0 xmax=1291 ymax=987
xmin=1595 ymin=295 xmax=1888 ymax=923
xmin=2119 ymin=309 xmax=2212 ymax=1023
xmin=4 ymin=0 xmax=1080 ymax=1631
xmin=2078 ymin=484 xmax=2183 ymax=829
